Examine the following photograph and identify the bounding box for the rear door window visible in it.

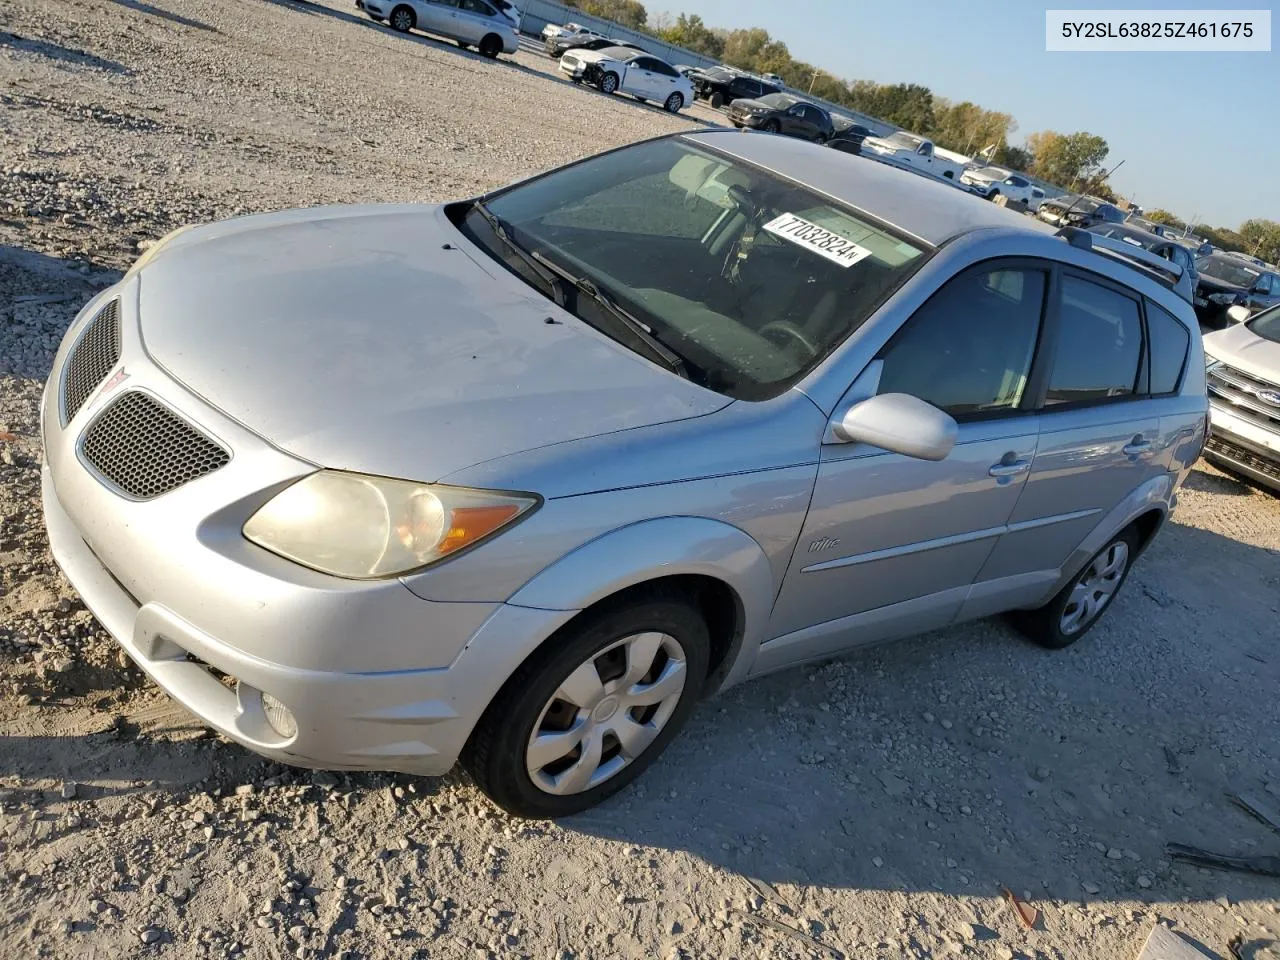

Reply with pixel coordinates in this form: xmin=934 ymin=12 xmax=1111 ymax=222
xmin=1045 ymin=276 xmax=1144 ymax=405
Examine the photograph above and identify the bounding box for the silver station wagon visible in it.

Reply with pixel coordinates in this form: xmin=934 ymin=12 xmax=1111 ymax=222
xmin=42 ymin=131 xmax=1208 ymax=818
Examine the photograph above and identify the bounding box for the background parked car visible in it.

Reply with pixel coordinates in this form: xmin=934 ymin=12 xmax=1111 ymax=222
xmin=726 ymin=93 xmax=834 ymax=142
xmin=560 ymin=47 xmax=693 ymax=112
xmin=546 ymin=34 xmax=643 ymax=59
xmin=688 ymin=66 xmax=780 ymax=109
xmin=1194 ymin=253 xmax=1280 ymax=327
xmin=827 ymin=122 xmax=873 ymax=155
xmin=1086 ymin=222 xmax=1199 ymax=304
xmin=363 ymin=0 xmax=517 ymax=57
xmin=1202 ymin=304 xmax=1280 ymax=493
xmin=961 ymin=166 xmax=1040 ymax=206
xmin=1037 ymin=195 xmax=1125 ymax=229
xmin=541 ymin=21 xmax=597 ymax=43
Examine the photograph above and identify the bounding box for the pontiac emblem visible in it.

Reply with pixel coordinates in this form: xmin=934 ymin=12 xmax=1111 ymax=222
xmin=95 ymin=367 xmax=130 ymax=400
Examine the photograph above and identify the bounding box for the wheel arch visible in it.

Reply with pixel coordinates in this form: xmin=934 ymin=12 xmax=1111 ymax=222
xmin=507 ymin=516 xmax=776 ymax=693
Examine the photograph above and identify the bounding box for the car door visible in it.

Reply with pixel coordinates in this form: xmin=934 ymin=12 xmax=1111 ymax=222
xmin=625 ymin=57 xmax=662 ymax=98
xmin=415 ymin=0 xmax=457 ymax=35
xmin=760 ymin=262 xmax=1050 ymax=672
xmin=644 ymin=58 xmax=682 ymax=100
xmin=455 ymin=0 xmax=496 ymax=43
xmin=781 ymin=103 xmax=807 ymax=136
xmin=979 ymin=268 xmax=1162 ymax=584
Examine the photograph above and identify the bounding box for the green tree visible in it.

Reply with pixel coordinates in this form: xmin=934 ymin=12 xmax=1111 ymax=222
xmin=1025 ymin=130 xmax=1109 ymax=188
xmin=995 ymin=144 xmax=1033 ymax=172
xmin=658 ymin=13 xmax=723 ymax=58
xmin=563 ymin=0 xmax=648 ymax=30
xmin=1145 ymin=209 xmax=1184 ymax=228
xmin=1239 ymin=219 xmax=1280 ymax=263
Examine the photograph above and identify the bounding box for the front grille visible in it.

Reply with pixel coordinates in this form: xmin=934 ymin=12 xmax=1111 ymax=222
xmin=1205 ymin=435 xmax=1280 ymax=484
xmin=80 ymin=392 xmax=230 ymax=499
xmin=61 ymin=299 xmax=121 ymax=424
xmin=1207 ymin=362 xmax=1280 ymax=432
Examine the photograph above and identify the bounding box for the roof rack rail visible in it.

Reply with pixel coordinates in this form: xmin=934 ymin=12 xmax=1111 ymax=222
xmin=1056 ymin=226 xmax=1183 ymax=289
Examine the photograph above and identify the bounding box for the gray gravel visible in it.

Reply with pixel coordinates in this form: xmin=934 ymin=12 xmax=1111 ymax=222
xmin=3 ymin=1 xmax=1280 ymax=958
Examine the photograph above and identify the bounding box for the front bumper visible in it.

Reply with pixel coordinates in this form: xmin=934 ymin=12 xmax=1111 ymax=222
xmin=40 ymin=283 xmax=573 ymax=775
xmin=1204 ymin=400 xmax=1280 ymax=492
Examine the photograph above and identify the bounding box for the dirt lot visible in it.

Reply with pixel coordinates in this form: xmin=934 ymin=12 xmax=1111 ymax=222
xmin=3 ymin=1 xmax=1280 ymax=958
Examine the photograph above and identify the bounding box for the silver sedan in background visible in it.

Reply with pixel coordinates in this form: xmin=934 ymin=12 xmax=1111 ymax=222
xmin=42 ymin=132 xmax=1206 ymax=818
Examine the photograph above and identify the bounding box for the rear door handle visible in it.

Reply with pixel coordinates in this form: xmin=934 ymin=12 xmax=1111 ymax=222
xmin=989 ymin=460 xmax=1031 ymax=478
xmin=1123 ymin=440 xmax=1152 ymax=456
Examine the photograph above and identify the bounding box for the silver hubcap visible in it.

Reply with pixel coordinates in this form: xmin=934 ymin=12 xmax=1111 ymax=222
xmin=1060 ymin=541 xmax=1129 ymax=635
xmin=603 ymin=77 xmax=616 ymax=92
xmin=526 ymin=632 xmax=687 ymax=796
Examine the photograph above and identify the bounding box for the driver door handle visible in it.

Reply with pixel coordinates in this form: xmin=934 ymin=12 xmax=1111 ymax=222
xmin=1122 ymin=439 xmax=1152 ymax=456
xmin=989 ymin=459 xmax=1031 ymax=478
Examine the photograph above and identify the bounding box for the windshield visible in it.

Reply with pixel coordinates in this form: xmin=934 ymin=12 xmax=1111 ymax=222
xmin=755 ymin=93 xmax=797 ymax=109
xmin=1248 ymin=304 xmax=1280 ymax=343
xmin=464 ymin=138 xmax=929 ymax=400
xmin=1198 ymin=256 xmax=1260 ymax=287
xmin=881 ymin=132 xmax=924 ymax=150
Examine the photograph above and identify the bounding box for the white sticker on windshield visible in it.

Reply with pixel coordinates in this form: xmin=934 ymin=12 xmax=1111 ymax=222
xmin=762 ymin=213 xmax=873 ymax=268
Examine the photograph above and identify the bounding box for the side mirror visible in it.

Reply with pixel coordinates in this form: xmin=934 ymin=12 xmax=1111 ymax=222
xmin=1227 ymin=304 xmax=1252 ymax=323
xmin=832 ymin=393 xmax=958 ymax=461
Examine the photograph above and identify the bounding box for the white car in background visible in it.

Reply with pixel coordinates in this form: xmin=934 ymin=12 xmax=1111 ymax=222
xmin=361 ymin=0 xmax=519 ymax=58
xmin=559 ymin=47 xmax=694 ymax=113
xmin=542 ymin=21 xmax=599 ymax=43
xmin=960 ymin=166 xmax=1042 ymax=207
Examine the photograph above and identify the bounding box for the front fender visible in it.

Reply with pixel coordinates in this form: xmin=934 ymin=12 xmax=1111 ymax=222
xmin=507 ymin=516 xmax=777 ymax=689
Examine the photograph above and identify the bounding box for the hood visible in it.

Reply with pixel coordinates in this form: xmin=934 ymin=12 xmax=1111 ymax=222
xmin=570 ymin=49 xmax=614 ymax=64
xmin=1198 ymin=272 xmax=1248 ymax=294
xmin=1205 ymin=321 xmax=1280 ymax=383
xmin=136 ymin=205 xmax=729 ymax=483
xmin=862 ymin=137 xmax=909 ymax=155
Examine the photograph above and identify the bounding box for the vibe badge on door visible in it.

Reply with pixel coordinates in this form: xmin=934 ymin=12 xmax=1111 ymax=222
xmin=762 ymin=213 xmax=873 ymax=268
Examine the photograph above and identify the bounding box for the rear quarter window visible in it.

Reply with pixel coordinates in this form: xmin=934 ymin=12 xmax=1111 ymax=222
xmin=1145 ymin=301 xmax=1190 ymax=395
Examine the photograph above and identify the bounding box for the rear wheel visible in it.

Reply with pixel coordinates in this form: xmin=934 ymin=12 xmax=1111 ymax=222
xmin=478 ymin=33 xmax=502 ymax=59
xmin=1010 ymin=528 xmax=1139 ymax=649
xmin=663 ymin=92 xmax=684 ymax=113
xmin=464 ymin=592 xmax=710 ymax=818
xmin=389 ymin=4 xmax=414 ymax=31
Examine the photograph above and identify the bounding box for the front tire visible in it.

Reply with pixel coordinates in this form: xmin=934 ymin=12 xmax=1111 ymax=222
xmin=478 ymin=33 xmax=502 ymax=59
xmin=663 ymin=92 xmax=684 ymax=113
xmin=388 ymin=4 xmax=414 ymax=31
xmin=1010 ymin=528 xmax=1139 ymax=649
xmin=464 ymin=592 xmax=710 ymax=818
xmin=762 ymin=119 xmax=780 ymax=133
xmin=709 ymin=92 xmax=724 ymax=108
xmin=598 ymin=72 xmax=619 ymax=94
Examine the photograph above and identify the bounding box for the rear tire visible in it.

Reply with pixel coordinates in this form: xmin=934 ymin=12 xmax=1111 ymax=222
xmin=1009 ymin=527 xmax=1140 ymax=649
xmin=464 ymin=591 xmax=710 ymax=819
xmin=479 ymin=33 xmax=502 ymax=59
xmin=389 ymin=4 xmax=414 ymax=31
xmin=663 ymin=92 xmax=683 ymax=113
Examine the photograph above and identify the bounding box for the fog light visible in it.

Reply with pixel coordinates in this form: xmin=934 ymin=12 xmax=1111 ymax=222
xmin=261 ymin=693 xmax=297 ymax=739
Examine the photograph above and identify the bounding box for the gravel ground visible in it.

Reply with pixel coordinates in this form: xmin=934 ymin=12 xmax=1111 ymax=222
xmin=3 ymin=2 xmax=1280 ymax=958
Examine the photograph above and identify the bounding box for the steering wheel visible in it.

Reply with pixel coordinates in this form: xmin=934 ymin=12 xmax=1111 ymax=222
xmin=758 ymin=320 xmax=819 ymax=357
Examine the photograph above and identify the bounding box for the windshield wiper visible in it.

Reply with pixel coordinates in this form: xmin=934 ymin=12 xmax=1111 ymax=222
xmin=527 ymin=251 xmax=689 ymax=377
xmin=470 ymin=200 xmax=567 ymax=307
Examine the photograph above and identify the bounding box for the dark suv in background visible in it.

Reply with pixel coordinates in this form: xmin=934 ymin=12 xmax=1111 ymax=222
xmin=689 ymin=67 xmax=781 ymax=108
xmin=1194 ymin=254 xmax=1280 ymax=328
xmin=726 ymin=93 xmax=834 ymax=141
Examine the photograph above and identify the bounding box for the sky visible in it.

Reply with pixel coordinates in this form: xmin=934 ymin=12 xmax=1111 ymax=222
xmin=656 ymin=0 xmax=1278 ymax=228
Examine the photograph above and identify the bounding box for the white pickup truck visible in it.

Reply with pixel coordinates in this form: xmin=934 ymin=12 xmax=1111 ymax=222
xmin=859 ymin=132 xmax=964 ymax=182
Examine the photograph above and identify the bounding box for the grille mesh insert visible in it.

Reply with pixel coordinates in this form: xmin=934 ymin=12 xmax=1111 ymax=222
xmin=81 ymin=392 xmax=229 ymax=499
xmin=62 ymin=299 xmax=121 ymax=423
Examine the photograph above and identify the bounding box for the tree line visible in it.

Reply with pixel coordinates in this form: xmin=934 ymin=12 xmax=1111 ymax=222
xmin=560 ymin=2 xmax=1273 ymax=260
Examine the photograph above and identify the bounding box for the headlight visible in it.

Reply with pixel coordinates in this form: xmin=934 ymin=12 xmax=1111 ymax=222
xmin=124 ymin=224 xmax=195 ymax=280
xmin=243 ymin=471 xmax=538 ymax=579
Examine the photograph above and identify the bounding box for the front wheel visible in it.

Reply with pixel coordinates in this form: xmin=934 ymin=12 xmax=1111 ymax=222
xmin=709 ymin=92 xmax=724 ymax=108
xmin=388 ymin=4 xmax=414 ymax=31
xmin=762 ymin=119 xmax=780 ymax=133
xmin=478 ymin=33 xmax=502 ymax=59
xmin=663 ymin=92 xmax=684 ymax=113
xmin=1010 ymin=528 xmax=1139 ymax=649
xmin=598 ymin=72 xmax=619 ymax=95
xmin=464 ymin=592 xmax=710 ymax=818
